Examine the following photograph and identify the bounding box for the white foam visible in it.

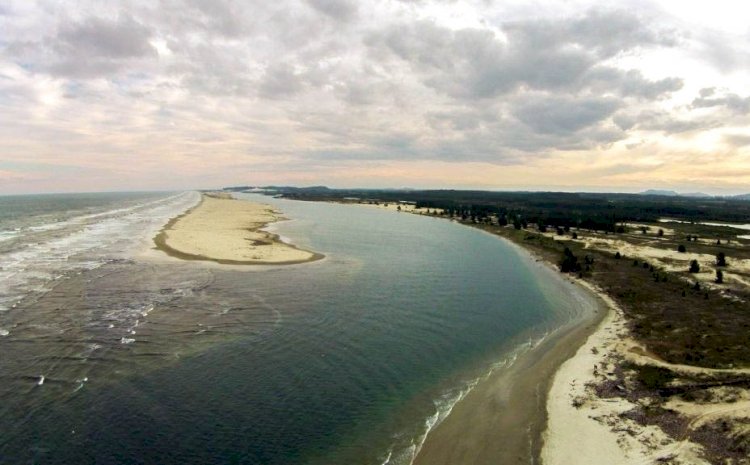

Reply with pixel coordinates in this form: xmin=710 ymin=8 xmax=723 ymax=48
xmin=73 ymin=376 xmax=89 ymax=392
xmin=120 ymin=337 xmax=135 ymax=344
xmin=0 ymin=328 xmax=8 ymax=336
xmin=0 ymin=192 xmax=199 ymax=320
xmin=37 ymin=375 xmax=45 ymax=386
xmin=380 ymin=332 xmax=554 ymax=465
xmin=0 ymin=229 xmax=21 ymax=242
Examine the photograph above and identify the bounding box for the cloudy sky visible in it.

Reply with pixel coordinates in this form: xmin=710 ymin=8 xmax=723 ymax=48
xmin=1 ymin=0 xmax=749 ymax=194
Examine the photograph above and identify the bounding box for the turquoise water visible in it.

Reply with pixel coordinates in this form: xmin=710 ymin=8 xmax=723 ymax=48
xmin=0 ymin=192 xmax=593 ymax=464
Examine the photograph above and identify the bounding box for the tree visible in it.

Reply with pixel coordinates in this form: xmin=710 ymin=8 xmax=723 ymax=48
xmin=716 ymin=269 xmax=724 ymax=284
xmin=658 ymin=229 xmax=664 ymax=237
xmin=560 ymin=247 xmax=582 ymax=273
xmin=678 ymin=244 xmax=686 ymax=253
xmin=716 ymin=252 xmax=727 ymax=267
xmin=689 ymin=259 xmax=700 ymax=273
xmin=615 ymin=251 xmax=621 ymax=259
xmin=572 ymin=232 xmax=578 ymax=239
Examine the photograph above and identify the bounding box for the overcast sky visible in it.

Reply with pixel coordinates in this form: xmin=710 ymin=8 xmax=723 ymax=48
xmin=1 ymin=0 xmax=749 ymax=194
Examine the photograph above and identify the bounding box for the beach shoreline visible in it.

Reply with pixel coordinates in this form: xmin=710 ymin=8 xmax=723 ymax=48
xmin=328 ymin=198 xmax=707 ymax=464
xmin=541 ymin=279 xmax=711 ymax=465
xmin=153 ymin=193 xmax=323 ymax=266
xmin=374 ymin=205 xmax=713 ymax=464
xmin=412 ymin=232 xmax=609 ymax=465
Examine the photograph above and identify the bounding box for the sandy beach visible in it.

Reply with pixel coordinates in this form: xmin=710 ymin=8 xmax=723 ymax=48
xmin=356 ymin=203 xmax=737 ymax=464
xmin=541 ymin=281 xmax=710 ymax=465
xmin=154 ymin=193 xmax=323 ymax=265
xmin=413 ymin=309 xmax=605 ymax=465
xmin=412 ymin=241 xmax=606 ymax=465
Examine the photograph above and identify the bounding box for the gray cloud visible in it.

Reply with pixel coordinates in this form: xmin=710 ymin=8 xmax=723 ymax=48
xmin=585 ymin=68 xmax=683 ymax=99
xmin=57 ymin=16 xmax=154 ymax=59
xmin=307 ymin=0 xmax=358 ymax=21
xmin=368 ymin=9 xmax=680 ymax=103
xmin=182 ymin=0 xmax=251 ymax=37
xmin=692 ymin=92 xmax=750 ymax=115
xmin=514 ymin=96 xmax=620 ymax=135
xmin=45 ymin=15 xmax=156 ymax=77
xmin=258 ymin=63 xmax=306 ymax=99
xmin=724 ymin=133 xmax=750 ymax=148
xmin=615 ymin=110 xmax=721 ymax=134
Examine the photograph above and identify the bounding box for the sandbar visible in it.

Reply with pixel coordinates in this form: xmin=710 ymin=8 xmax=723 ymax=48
xmin=154 ymin=193 xmax=323 ymax=265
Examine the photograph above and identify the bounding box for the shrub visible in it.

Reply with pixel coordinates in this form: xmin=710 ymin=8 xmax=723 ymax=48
xmin=634 ymin=365 xmax=675 ymax=390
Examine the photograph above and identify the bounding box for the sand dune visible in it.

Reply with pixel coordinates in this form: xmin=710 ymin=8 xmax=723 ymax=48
xmin=542 ymin=282 xmax=709 ymax=465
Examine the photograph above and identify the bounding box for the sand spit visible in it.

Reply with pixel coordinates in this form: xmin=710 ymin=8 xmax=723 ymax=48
xmin=154 ymin=194 xmax=322 ymax=265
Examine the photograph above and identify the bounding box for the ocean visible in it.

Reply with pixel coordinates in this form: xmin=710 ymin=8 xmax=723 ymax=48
xmin=0 ymin=191 xmax=595 ymax=464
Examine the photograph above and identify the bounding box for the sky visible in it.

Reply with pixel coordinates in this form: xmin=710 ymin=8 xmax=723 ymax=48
xmin=1 ymin=0 xmax=750 ymax=195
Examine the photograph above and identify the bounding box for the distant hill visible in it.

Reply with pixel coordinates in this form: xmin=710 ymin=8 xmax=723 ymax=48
xmin=639 ymin=189 xmax=712 ymax=198
xmin=639 ymin=189 xmax=679 ymax=196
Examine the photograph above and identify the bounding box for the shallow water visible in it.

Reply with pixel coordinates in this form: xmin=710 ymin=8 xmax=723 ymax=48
xmin=0 ymin=192 xmax=594 ymax=464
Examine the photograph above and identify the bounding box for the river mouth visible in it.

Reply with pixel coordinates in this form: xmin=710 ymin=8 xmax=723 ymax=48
xmin=1 ymin=192 xmax=597 ymax=464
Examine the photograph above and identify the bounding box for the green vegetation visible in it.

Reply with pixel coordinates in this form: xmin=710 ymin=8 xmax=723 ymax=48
xmin=264 ymin=186 xmax=750 ymax=226
xmin=632 ymin=364 xmax=675 ymax=390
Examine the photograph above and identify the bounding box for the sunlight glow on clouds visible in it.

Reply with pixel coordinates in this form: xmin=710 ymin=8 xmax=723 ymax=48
xmin=0 ymin=0 xmax=749 ymax=194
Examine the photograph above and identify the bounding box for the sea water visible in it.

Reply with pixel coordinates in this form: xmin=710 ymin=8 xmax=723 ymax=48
xmin=0 ymin=191 xmax=594 ymax=464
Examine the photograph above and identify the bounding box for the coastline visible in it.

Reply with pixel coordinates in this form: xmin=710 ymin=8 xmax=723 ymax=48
xmin=387 ymin=209 xmax=713 ymax=464
xmin=542 ymin=280 xmax=710 ymax=465
xmin=412 ymin=231 xmax=608 ymax=465
xmin=153 ymin=193 xmax=324 ymax=266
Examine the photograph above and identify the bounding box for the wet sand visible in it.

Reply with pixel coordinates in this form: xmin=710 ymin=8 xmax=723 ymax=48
xmin=413 ymin=295 xmax=606 ymax=465
xmin=154 ymin=193 xmax=323 ymax=265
